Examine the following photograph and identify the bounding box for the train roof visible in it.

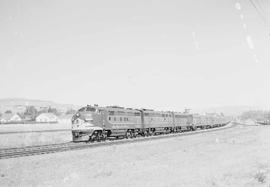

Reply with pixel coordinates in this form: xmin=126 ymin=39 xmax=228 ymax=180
xmin=79 ymin=105 xmax=193 ymax=115
xmin=141 ymin=110 xmax=172 ymax=114
xmin=105 ymin=106 xmax=139 ymax=112
xmin=106 ymin=105 xmax=125 ymax=109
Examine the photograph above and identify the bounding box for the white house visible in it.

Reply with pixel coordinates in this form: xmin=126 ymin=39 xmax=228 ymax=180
xmin=0 ymin=113 xmax=22 ymax=123
xmin=35 ymin=113 xmax=58 ymax=123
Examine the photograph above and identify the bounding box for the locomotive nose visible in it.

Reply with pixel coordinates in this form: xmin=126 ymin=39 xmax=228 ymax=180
xmin=72 ymin=112 xmax=93 ymax=123
xmin=83 ymin=113 xmax=94 ymax=122
xmin=71 ymin=112 xmax=95 ymax=131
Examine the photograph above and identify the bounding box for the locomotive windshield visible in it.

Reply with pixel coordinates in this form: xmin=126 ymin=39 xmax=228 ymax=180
xmin=78 ymin=107 xmax=86 ymax=112
xmin=86 ymin=107 xmax=96 ymax=112
xmin=78 ymin=106 xmax=96 ymax=112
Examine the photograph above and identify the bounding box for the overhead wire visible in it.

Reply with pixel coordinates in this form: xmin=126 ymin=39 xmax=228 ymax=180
xmin=248 ymin=0 xmax=270 ymax=26
xmin=235 ymin=0 xmax=259 ymax=63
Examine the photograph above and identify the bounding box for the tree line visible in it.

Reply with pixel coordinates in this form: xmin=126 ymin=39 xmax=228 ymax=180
xmin=240 ymin=110 xmax=270 ymax=121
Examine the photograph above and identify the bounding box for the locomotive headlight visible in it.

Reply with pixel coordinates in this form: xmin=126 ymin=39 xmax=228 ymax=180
xmin=72 ymin=118 xmax=82 ymax=124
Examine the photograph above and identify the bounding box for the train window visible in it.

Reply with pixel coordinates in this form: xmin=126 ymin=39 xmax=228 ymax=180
xmin=109 ymin=111 xmax=115 ymax=115
xmin=109 ymin=117 xmax=111 ymax=121
xmin=115 ymin=111 xmax=125 ymax=115
xmin=127 ymin=112 xmax=134 ymax=116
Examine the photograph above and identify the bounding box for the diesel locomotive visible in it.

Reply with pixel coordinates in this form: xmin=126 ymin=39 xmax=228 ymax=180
xmin=71 ymin=105 xmax=230 ymax=142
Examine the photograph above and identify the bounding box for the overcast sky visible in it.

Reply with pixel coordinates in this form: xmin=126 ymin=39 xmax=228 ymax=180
xmin=0 ymin=0 xmax=270 ymax=111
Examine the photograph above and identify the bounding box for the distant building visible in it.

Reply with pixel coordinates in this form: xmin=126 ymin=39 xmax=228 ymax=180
xmin=35 ymin=113 xmax=58 ymax=123
xmin=0 ymin=113 xmax=22 ymax=124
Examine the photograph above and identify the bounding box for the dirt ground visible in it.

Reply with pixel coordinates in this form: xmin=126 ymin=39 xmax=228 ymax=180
xmin=1 ymin=123 xmax=270 ymax=187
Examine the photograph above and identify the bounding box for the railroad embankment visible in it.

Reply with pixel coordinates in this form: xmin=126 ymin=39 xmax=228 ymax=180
xmin=1 ymin=123 xmax=270 ymax=186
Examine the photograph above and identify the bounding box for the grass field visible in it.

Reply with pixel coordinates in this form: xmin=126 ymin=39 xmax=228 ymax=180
xmin=1 ymin=123 xmax=270 ymax=186
xmin=0 ymin=122 xmax=72 ymax=148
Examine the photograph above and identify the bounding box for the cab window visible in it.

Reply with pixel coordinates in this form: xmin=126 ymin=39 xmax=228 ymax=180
xmin=78 ymin=107 xmax=86 ymax=112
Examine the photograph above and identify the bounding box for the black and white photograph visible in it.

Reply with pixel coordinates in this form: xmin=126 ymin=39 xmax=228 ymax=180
xmin=1 ymin=0 xmax=270 ymax=186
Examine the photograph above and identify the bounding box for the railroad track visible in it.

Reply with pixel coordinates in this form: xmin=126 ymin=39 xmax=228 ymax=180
xmin=0 ymin=122 xmax=238 ymax=160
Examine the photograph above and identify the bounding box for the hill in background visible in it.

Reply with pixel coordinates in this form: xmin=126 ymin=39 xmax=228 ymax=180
xmin=191 ymin=105 xmax=267 ymax=117
xmin=0 ymin=98 xmax=267 ymax=117
xmin=0 ymin=98 xmax=81 ymax=114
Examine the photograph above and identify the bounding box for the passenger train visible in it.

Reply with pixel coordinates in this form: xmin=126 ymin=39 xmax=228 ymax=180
xmin=71 ymin=105 xmax=230 ymax=142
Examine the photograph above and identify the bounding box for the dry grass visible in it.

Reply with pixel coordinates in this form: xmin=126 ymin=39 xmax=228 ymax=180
xmin=254 ymin=171 xmax=267 ymax=184
xmin=2 ymin=125 xmax=270 ymax=187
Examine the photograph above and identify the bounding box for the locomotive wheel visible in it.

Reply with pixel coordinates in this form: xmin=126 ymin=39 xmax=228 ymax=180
xmin=88 ymin=136 xmax=92 ymax=142
xmin=148 ymin=130 xmax=154 ymax=136
xmin=126 ymin=131 xmax=132 ymax=139
xmin=97 ymin=133 xmax=101 ymax=142
xmin=89 ymin=131 xmax=103 ymax=142
xmin=102 ymin=131 xmax=107 ymax=141
xmin=144 ymin=130 xmax=150 ymax=137
xmin=96 ymin=131 xmax=102 ymax=142
xmin=133 ymin=131 xmax=138 ymax=138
